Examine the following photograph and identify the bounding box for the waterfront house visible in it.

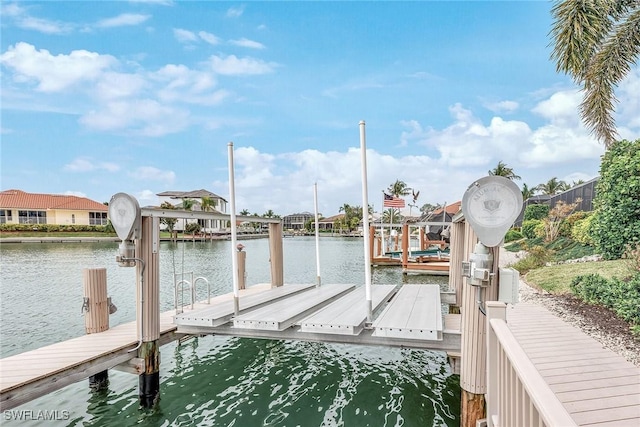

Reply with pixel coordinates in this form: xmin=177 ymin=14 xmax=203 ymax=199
xmin=317 ymin=214 xmax=344 ymax=231
xmin=282 ymin=212 xmax=316 ymax=231
xmin=513 ymin=177 xmax=599 ymax=227
xmin=0 ymin=189 xmax=108 ymax=226
xmin=156 ymin=189 xmax=228 ymax=233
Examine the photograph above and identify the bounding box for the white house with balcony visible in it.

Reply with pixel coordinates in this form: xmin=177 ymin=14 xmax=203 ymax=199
xmin=156 ymin=189 xmax=228 ymax=233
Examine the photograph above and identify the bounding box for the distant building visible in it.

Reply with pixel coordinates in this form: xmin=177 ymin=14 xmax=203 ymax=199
xmin=317 ymin=214 xmax=344 ymax=231
xmin=283 ymin=212 xmax=315 ymax=230
xmin=0 ymin=189 xmax=108 ymax=226
xmin=157 ymin=189 xmax=228 ymax=232
xmin=418 ymin=201 xmax=462 ymax=240
xmin=514 ymin=177 xmax=599 ymax=227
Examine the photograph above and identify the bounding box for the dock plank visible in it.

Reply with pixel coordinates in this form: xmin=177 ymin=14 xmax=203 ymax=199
xmin=233 ymin=284 xmax=355 ymax=331
xmin=299 ymin=285 xmax=396 ymax=335
xmin=507 ymin=302 xmax=640 ymax=426
xmin=175 ymin=283 xmax=315 ymax=327
xmin=372 ymin=285 xmax=443 ymax=340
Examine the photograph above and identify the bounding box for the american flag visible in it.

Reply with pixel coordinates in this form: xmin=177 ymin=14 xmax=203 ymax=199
xmin=383 ymin=193 xmax=405 ymax=208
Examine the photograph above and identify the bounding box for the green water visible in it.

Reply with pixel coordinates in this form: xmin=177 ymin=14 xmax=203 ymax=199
xmin=0 ymin=237 xmax=460 ymax=426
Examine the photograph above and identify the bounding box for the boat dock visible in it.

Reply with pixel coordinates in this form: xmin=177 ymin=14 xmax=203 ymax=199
xmin=0 ymin=282 xmax=461 ymax=411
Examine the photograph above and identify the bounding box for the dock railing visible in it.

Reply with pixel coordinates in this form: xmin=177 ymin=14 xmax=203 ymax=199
xmin=485 ymin=302 xmax=576 ymax=427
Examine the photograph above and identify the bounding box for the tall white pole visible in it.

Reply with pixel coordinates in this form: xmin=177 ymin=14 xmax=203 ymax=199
xmin=380 ymin=192 xmax=385 ymax=255
xmin=313 ymin=183 xmax=321 ymax=287
xmin=228 ymin=142 xmax=240 ymax=315
xmin=359 ymin=121 xmax=373 ymax=320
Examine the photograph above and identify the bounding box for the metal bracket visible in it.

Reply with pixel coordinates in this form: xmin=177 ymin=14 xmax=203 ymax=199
xmin=81 ymin=297 xmax=89 ymax=314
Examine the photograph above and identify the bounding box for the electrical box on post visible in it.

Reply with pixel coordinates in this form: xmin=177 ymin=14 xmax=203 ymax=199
xmin=498 ymin=268 xmax=520 ymax=305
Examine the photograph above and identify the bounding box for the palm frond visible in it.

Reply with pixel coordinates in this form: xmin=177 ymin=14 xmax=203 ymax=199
xmin=582 ymin=7 xmax=640 ymax=147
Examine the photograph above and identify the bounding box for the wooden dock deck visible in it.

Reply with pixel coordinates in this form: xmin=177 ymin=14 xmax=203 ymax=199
xmin=507 ymin=302 xmax=640 ymax=426
xmin=0 ymin=309 xmax=178 ymax=410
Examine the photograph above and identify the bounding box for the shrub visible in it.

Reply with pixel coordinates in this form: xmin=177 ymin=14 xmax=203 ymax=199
xmin=521 ymin=220 xmax=543 ymax=239
xmin=504 ymin=229 xmax=523 ymax=243
xmin=571 ymin=273 xmax=640 ymax=326
xmin=185 ymin=222 xmax=202 ymax=234
xmin=523 ymin=204 xmax=550 ymax=221
xmin=559 ymin=211 xmax=589 ymax=238
xmin=510 ymin=244 xmax=552 ymax=274
xmin=571 ymin=214 xmax=595 ymax=245
xmin=591 ymin=139 xmax=640 ymax=259
xmin=0 ymin=224 xmax=111 ymax=233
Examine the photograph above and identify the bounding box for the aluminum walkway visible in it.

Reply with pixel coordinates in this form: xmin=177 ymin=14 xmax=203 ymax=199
xmin=175 ymin=284 xmax=458 ymax=350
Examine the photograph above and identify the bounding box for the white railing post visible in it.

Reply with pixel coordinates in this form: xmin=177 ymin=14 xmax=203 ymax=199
xmin=486 ymin=301 xmax=507 ymax=427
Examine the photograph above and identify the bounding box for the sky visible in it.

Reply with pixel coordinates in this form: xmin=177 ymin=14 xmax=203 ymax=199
xmin=1 ymin=1 xmax=639 ymax=218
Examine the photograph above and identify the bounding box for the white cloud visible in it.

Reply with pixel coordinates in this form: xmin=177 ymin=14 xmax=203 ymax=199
xmin=173 ymin=28 xmax=198 ymax=43
xmin=485 ymin=100 xmax=519 ymax=113
xmin=94 ymin=72 xmax=146 ymax=100
xmin=198 ymin=31 xmax=221 ymax=45
xmin=229 ymin=38 xmax=265 ymax=49
xmin=531 ymin=89 xmax=582 ymax=127
xmin=0 ymin=42 xmax=116 ymax=92
xmin=79 ymin=99 xmax=190 ymax=136
xmin=152 ymin=64 xmax=228 ymax=105
xmin=137 ymin=189 xmax=159 ymax=205
xmin=64 ymin=158 xmax=121 ymax=173
xmin=226 ymin=6 xmax=245 ymax=18
xmin=129 ymin=166 xmax=176 ymax=183
xmin=616 ymin=68 xmax=640 ymax=131
xmin=399 ymin=120 xmax=429 ymax=147
xmin=1 ymin=3 xmax=73 ymax=34
xmin=209 ymin=54 xmax=277 ymax=75
xmin=96 ymin=13 xmax=150 ymax=28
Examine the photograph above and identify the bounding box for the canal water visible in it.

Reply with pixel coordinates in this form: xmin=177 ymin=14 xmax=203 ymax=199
xmin=0 ymin=237 xmax=460 ymax=426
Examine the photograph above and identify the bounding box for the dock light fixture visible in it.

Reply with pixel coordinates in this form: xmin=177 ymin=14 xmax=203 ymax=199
xmin=108 ymin=193 xmax=141 ymax=267
xmin=461 ymin=176 xmax=523 ymax=314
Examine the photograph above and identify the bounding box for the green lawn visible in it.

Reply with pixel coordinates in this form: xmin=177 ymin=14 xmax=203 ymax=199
xmin=525 ymin=259 xmax=630 ymax=294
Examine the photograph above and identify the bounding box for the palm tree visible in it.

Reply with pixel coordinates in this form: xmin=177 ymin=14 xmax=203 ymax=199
xmin=488 ymin=161 xmax=521 ymax=181
xmin=263 ymin=209 xmax=275 ymax=218
xmin=521 ymin=183 xmax=536 ymax=201
xmin=387 ymin=179 xmax=411 ymax=197
xmin=239 ymin=209 xmax=250 ymax=216
xmin=550 ymin=0 xmax=640 ymax=148
xmin=200 ymin=196 xmax=217 ymax=236
xmin=181 ymin=198 xmax=195 ymax=211
xmin=536 ymin=177 xmax=568 ymax=195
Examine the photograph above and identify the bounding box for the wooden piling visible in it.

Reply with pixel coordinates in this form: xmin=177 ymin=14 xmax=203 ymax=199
xmin=83 ymin=268 xmax=109 ymax=334
xmin=136 ymin=216 xmax=161 ymax=408
xmin=401 ymin=224 xmax=409 ymax=270
xmin=237 ymin=249 xmax=246 ymax=290
xmin=83 ymin=267 xmax=110 ymax=390
xmin=369 ymin=226 xmax=376 ymax=263
xmin=268 ymin=223 xmax=284 ymax=287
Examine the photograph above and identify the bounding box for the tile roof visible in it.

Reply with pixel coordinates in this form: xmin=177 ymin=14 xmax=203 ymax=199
xmin=0 ymin=189 xmax=108 ymax=211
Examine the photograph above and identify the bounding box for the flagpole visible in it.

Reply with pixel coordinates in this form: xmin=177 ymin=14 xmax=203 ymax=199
xmin=380 ymin=192 xmax=385 ymax=255
xmin=359 ymin=121 xmax=373 ymax=321
xmin=227 ymin=142 xmax=240 ymax=316
xmin=313 ymin=183 xmax=321 ymax=288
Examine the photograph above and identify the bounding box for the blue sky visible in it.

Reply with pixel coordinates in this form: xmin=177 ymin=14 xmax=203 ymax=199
xmin=1 ymin=1 xmax=638 ymax=217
